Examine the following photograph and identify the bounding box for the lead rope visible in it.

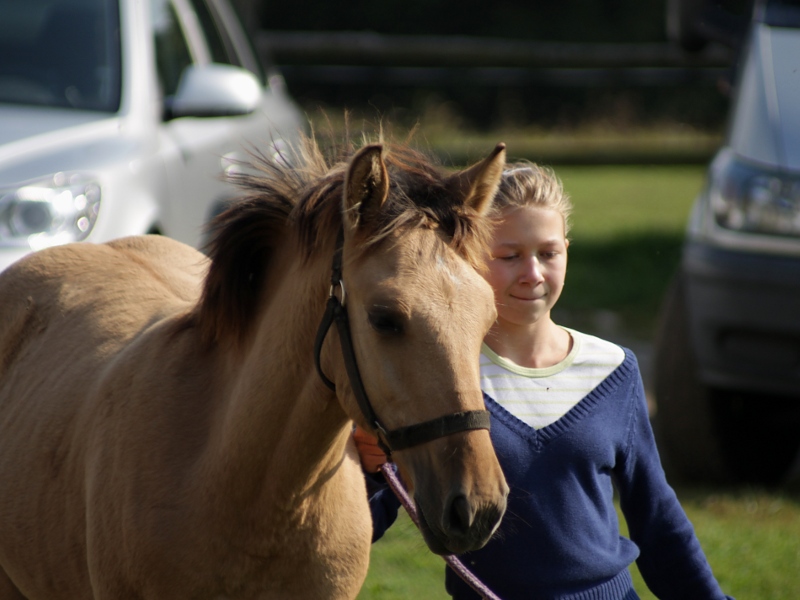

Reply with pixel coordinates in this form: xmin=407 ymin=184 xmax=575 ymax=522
xmin=379 ymin=463 xmax=502 ymax=600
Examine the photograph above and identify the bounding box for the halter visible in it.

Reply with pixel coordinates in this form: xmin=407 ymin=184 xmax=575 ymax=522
xmin=313 ymin=230 xmax=491 ymax=456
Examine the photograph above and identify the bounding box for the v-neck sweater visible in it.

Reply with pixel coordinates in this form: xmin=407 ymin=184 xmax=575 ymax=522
xmin=368 ymin=349 xmax=733 ymax=600
xmin=480 ymin=329 xmax=625 ymax=429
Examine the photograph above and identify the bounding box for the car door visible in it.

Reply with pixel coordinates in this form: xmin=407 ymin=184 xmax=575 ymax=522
xmin=153 ymin=0 xmax=301 ymax=249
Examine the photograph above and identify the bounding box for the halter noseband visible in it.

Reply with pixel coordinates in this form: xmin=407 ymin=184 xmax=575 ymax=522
xmin=313 ymin=230 xmax=491 ymax=457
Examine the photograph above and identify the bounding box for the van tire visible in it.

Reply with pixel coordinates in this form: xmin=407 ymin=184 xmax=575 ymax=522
xmin=653 ymin=272 xmax=730 ymax=482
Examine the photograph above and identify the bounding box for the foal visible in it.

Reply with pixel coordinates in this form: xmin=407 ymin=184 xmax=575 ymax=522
xmin=0 ymin=137 xmax=508 ymax=598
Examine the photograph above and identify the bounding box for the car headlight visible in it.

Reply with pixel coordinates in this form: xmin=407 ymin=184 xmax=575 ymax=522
xmin=710 ymin=150 xmax=800 ymax=236
xmin=0 ymin=173 xmax=101 ymax=250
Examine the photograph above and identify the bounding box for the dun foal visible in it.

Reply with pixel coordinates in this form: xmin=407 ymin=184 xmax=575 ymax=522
xmin=0 ymin=138 xmax=508 ymax=599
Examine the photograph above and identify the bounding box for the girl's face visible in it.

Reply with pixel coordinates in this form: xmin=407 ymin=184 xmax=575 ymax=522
xmin=484 ymin=206 xmax=569 ymax=330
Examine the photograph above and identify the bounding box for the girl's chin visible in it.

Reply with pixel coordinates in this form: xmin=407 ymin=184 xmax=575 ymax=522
xmin=498 ymin=307 xmax=549 ymax=326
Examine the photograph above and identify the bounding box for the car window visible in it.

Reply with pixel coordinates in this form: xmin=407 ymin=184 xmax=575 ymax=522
xmin=152 ymin=0 xmax=194 ymax=98
xmin=186 ymin=0 xmax=238 ymax=66
xmin=0 ymin=0 xmax=121 ymax=112
xmin=200 ymin=0 xmax=267 ymax=84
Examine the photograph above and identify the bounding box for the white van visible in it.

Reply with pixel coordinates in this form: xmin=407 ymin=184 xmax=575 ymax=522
xmin=656 ymin=0 xmax=800 ymax=485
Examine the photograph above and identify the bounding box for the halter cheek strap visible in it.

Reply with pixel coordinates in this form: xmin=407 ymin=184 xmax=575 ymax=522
xmin=313 ymin=230 xmax=491 ymax=456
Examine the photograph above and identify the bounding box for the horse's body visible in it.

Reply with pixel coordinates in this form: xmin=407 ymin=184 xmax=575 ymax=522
xmin=0 ymin=139 xmax=508 ymax=599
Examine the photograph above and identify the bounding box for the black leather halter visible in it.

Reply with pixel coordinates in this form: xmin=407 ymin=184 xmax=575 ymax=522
xmin=313 ymin=231 xmax=491 ymax=456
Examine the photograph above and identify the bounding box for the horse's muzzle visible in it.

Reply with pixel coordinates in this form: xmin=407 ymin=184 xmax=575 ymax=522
xmin=415 ymin=491 xmax=507 ymax=556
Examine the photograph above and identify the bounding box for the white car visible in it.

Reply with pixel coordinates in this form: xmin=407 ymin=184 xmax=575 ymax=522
xmin=0 ymin=0 xmax=304 ymax=271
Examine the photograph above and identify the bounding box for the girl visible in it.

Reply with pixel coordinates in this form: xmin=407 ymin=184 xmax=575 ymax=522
xmin=356 ymin=162 xmax=733 ymax=600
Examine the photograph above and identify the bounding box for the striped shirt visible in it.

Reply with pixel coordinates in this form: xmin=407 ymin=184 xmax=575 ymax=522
xmin=480 ymin=328 xmax=625 ymax=429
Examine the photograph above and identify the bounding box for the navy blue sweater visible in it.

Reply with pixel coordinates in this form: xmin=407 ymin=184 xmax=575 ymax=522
xmin=369 ymin=350 xmax=732 ymax=600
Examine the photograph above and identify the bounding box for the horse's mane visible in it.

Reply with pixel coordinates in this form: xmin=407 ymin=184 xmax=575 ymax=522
xmin=194 ymin=133 xmax=494 ymax=346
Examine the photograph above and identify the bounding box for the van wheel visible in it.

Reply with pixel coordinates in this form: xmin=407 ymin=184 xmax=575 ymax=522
xmin=653 ymin=272 xmax=730 ymax=482
xmin=712 ymin=388 xmax=800 ymax=486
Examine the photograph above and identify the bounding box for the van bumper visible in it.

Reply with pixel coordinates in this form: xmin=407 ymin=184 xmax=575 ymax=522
xmin=682 ymin=240 xmax=800 ymax=396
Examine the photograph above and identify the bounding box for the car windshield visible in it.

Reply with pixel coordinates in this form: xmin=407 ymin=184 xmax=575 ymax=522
xmin=0 ymin=0 xmax=121 ymax=112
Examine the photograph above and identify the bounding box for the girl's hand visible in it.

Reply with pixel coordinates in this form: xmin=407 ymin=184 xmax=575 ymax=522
xmin=353 ymin=426 xmax=388 ymax=473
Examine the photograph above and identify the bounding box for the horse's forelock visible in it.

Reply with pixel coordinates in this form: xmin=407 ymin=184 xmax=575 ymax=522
xmin=293 ymin=140 xmax=493 ymax=268
xmin=196 ymin=136 xmax=493 ymax=345
xmin=354 ymin=146 xmax=494 ymax=268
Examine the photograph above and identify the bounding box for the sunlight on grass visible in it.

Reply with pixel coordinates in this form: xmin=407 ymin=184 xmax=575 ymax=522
xmin=624 ymin=487 xmax=800 ymax=600
xmin=361 ymin=488 xmax=800 ymax=600
xmin=359 ymin=511 xmax=449 ymax=599
xmin=304 ymin=109 xmax=722 ymax=167
xmin=558 ymin=165 xmax=705 ymax=240
xmin=553 ymin=165 xmax=706 ymax=337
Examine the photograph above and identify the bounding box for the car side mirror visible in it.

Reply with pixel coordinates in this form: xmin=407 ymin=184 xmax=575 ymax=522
xmin=165 ymin=64 xmax=261 ymax=120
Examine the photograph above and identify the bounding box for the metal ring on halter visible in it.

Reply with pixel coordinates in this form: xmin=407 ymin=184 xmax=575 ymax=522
xmin=329 ymin=280 xmax=346 ymax=306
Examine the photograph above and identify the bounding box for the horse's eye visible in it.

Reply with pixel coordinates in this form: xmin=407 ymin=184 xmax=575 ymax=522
xmin=368 ymin=308 xmax=404 ymax=335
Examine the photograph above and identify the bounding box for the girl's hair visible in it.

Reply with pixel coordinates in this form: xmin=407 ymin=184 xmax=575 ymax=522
xmin=494 ymin=161 xmax=572 ymax=236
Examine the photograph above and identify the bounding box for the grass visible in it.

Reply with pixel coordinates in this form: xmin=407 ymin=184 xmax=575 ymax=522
xmin=628 ymin=488 xmax=800 ymax=599
xmin=358 ymin=513 xmax=449 ymax=599
xmin=360 ymin=487 xmax=800 ymax=599
xmin=553 ymin=164 xmax=706 ymax=338
xmin=358 ymin=165 xmax=800 ymax=599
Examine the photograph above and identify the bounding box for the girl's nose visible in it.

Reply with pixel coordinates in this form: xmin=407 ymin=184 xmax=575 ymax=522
xmin=520 ymin=256 xmax=544 ymax=284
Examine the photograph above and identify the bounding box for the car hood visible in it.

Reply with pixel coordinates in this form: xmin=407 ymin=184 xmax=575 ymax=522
xmin=0 ymin=105 xmax=113 ymax=146
xmin=728 ymin=24 xmax=800 ymax=171
xmin=0 ymin=105 xmax=135 ymax=185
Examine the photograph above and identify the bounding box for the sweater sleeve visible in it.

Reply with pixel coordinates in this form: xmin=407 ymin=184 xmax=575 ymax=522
xmin=365 ymin=470 xmax=402 ymax=543
xmin=614 ymin=367 xmax=733 ymax=600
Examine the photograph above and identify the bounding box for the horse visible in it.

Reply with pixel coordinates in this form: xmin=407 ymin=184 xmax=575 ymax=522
xmin=0 ymin=135 xmax=509 ymax=599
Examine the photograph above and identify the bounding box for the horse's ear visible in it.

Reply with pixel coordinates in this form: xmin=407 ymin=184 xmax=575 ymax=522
xmin=342 ymin=144 xmax=389 ymax=231
xmin=447 ymin=143 xmax=506 ymax=216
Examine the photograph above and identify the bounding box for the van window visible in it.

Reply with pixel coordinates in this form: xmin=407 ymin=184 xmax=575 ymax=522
xmin=762 ymin=0 xmax=800 ymax=27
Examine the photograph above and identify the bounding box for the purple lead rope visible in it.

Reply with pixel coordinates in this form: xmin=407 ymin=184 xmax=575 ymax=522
xmin=380 ymin=463 xmax=502 ymax=600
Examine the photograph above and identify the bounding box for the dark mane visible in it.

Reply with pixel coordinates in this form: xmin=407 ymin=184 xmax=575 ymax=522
xmin=194 ymin=134 xmax=494 ymax=346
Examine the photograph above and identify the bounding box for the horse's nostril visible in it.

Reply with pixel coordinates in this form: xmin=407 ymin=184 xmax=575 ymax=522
xmin=447 ymin=494 xmax=474 ymax=535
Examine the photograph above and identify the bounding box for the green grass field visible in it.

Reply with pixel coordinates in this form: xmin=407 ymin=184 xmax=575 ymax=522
xmin=358 ymin=165 xmax=800 ymax=599
xmin=555 ymin=164 xmax=706 ymax=338
xmin=360 ymin=488 xmax=800 ymax=599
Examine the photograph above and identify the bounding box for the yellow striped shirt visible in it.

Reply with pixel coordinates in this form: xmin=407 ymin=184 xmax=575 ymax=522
xmin=480 ymin=328 xmax=625 ymax=429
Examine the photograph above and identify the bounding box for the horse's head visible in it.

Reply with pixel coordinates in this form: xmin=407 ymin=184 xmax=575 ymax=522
xmin=201 ymin=134 xmax=509 ymax=556
xmin=328 ymin=142 xmax=509 ymax=555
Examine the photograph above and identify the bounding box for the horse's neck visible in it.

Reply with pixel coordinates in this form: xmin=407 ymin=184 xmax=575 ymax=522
xmin=202 ymin=250 xmax=350 ymax=513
